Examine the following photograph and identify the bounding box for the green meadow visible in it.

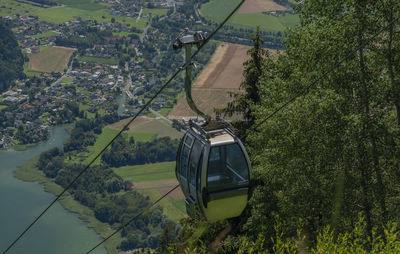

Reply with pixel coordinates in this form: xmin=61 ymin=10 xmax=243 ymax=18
xmin=33 ymin=6 xmax=147 ymax=28
xmin=128 ymin=119 xmax=183 ymax=140
xmin=137 ymin=189 xmax=186 ymax=222
xmin=32 ymin=31 xmax=59 ymax=39
xmin=199 ymin=0 xmax=299 ymax=32
xmin=78 ymin=56 xmax=119 ymax=65
xmin=82 ymin=127 xmax=156 ymax=165
xmin=113 ymin=161 xmax=175 ymax=182
xmin=0 ymin=0 xmax=41 ymax=17
xmin=142 ymin=8 xmax=168 ymax=17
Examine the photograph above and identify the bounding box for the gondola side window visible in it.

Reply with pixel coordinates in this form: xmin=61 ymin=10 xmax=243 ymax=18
xmin=180 ymin=135 xmax=193 ymax=179
xmin=189 ymin=140 xmax=202 ymax=187
xmin=207 ymin=143 xmax=249 ymax=192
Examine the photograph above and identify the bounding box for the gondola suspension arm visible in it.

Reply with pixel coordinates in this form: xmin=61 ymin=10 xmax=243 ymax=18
xmin=174 ymin=29 xmax=211 ymax=121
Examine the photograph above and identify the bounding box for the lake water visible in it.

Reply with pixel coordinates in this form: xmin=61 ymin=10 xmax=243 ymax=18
xmin=0 ymin=126 xmax=107 ymax=254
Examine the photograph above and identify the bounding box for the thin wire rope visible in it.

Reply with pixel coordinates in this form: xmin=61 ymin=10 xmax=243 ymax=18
xmin=84 ymin=1 xmax=246 ymax=253
xmin=2 ymin=67 xmax=183 ymax=254
xmin=3 ymin=1 xmax=246 ymax=254
xmin=84 ymin=8 xmax=400 ymax=254
xmin=242 ymin=15 xmax=400 ymax=139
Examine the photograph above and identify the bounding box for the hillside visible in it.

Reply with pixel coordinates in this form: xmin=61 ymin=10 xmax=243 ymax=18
xmin=0 ymin=20 xmax=24 ymax=92
xmin=169 ymin=42 xmax=276 ymax=119
xmin=162 ymin=1 xmax=400 ymax=253
xmin=199 ymin=0 xmax=299 ymax=32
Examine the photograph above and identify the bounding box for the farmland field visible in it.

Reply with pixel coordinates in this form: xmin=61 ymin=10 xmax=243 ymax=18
xmin=238 ymin=0 xmax=287 ymax=14
xmin=32 ymin=31 xmax=59 ymax=39
xmin=113 ymin=161 xmax=186 ymax=222
xmin=169 ymin=42 xmax=261 ymax=119
xmin=33 ymin=6 xmax=148 ymax=27
xmin=199 ymin=0 xmax=298 ymax=31
xmin=51 ymin=0 xmax=105 ymax=11
xmin=142 ymin=8 xmax=168 ymax=16
xmin=0 ymin=0 xmax=41 ymax=17
xmin=113 ymin=161 xmax=176 ymax=182
xmin=28 ymin=46 xmax=76 ymax=73
xmin=82 ymin=127 xmax=156 ymax=165
xmin=78 ymin=56 xmax=119 ymax=65
xmin=108 ymin=117 xmax=183 ymax=140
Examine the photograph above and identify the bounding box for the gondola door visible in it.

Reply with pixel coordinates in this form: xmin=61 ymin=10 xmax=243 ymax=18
xmin=188 ymin=139 xmax=204 ymax=201
xmin=201 ymin=142 xmax=250 ymax=222
xmin=179 ymin=134 xmax=194 ymax=197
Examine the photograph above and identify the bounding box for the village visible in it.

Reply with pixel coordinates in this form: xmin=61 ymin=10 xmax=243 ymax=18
xmin=0 ymin=0 xmax=197 ymax=149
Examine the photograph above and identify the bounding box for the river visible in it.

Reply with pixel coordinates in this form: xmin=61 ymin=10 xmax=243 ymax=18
xmin=0 ymin=126 xmax=107 ymax=254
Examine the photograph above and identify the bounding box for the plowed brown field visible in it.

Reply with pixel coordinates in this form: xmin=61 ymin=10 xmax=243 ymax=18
xmin=169 ymin=43 xmax=250 ymax=119
xmin=238 ymin=0 xmax=287 ymax=14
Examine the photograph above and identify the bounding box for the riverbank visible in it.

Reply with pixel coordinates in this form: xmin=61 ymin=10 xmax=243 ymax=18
xmin=1 ymin=124 xmax=75 ymax=152
xmin=14 ymin=157 xmax=124 ymax=254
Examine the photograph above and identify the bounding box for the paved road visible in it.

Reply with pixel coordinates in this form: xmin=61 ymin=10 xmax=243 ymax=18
xmin=149 ymin=108 xmax=172 ymax=124
xmin=140 ymin=24 xmax=151 ymax=43
xmin=123 ymin=75 xmax=134 ymax=99
xmin=51 ymin=55 xmax=74 ymax=87
xmin=136 ymin=7 xmax=143 ymax=23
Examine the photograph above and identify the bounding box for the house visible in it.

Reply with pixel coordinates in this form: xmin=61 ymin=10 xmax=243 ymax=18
xmin=31 ymin=46 xmax=40 ymax=53
xmin=3 ymin=96 xmax=19 ymax=104
xmin=25 ymin=121 xmax=35 ymax=129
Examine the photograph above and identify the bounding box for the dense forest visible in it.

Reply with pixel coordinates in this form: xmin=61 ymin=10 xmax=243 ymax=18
xmin=55 ymin=26 xmax=112 ymax=50
xmin=0 ymin=20 xmax=25 ymax=93
xmin=160 ymin=1 xmax=400 ymax=253
xmin=35 ymin=117 xmax=179 ymax=251
xmin=101 ymin=135 xmax=179 ymax=167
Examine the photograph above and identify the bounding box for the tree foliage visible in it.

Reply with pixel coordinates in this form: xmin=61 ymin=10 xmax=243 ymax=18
xmin=0 ymin=20 xmax=25 ymax=93
xmin=101 ymin=136 xmax=179 ymax=167
xmin=163 ymin=0 xmax=400 ymax=252
xmin=216 ymin=27 xmax=268 ymax=132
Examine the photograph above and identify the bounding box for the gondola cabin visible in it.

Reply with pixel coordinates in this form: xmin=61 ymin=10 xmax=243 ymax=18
xmin=176 ymin=121 xmax=251 ymax=222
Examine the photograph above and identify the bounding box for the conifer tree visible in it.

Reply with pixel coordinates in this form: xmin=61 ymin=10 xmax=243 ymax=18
xmin=217 ymin=27 xmax=269 ymax=130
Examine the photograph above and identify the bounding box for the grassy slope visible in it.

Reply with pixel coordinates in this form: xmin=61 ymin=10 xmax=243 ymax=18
xmin=142 ymin=8 xmax=168 ymax=16
xmin=128 ymin=119 xmax=183 ymax=140
xmin=113 ymin=161 xmax=186 ymax=222
xmin=137 ymin=189 xmax=185 ymax=222
xmin=199 ymin=0 xmax=298 ymax=31
xmin=32 ymin=31 xmax=58 ymax=39
xmin=31 ymin=0 xmax=147 ymax=28
xmin=83 ymin=127 xmax=156 ymax=165
xmin=113 ymin=161 xmax=176 ymax=182
xmin=61 ymin=77 xmax=74 ymax=83
xmin=78 ymin=56 xmax=119 ymax=65
xmin=0 ymin=0 xmax=41 ymax=17
xmin=29 ymin=46 xmax=76 ymax=73
xmin=14 ymin=157 xmax=122 ymax=254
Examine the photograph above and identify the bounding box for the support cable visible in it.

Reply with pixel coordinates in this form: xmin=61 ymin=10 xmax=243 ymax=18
xmin=243 ymin=14 xmax=400 ymax=139
xmin=83 ymin=5 xmax=398 ymax=254
xmin=2 ymin=65 xmax=183 ymax=254
xmin=86 ymin=185 xmax=179 ymax=254
xmin=3 ymin=1 xmax=245 ymax=253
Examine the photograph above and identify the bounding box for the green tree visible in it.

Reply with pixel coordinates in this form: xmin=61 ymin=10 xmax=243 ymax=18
xmin=244 ymin=0 xmax=400 ymax=248
xmin=217 ymin=27 xmax=268 ymax=131
xmin=0 ymin=20 xmax=25 ymax=92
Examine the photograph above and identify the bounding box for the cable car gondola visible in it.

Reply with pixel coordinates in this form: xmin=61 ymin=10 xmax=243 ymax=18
xmin=176 ymin=119 xmax=251 ymax=221
xmin=173 ymin=29 xmax=252 ymax=221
